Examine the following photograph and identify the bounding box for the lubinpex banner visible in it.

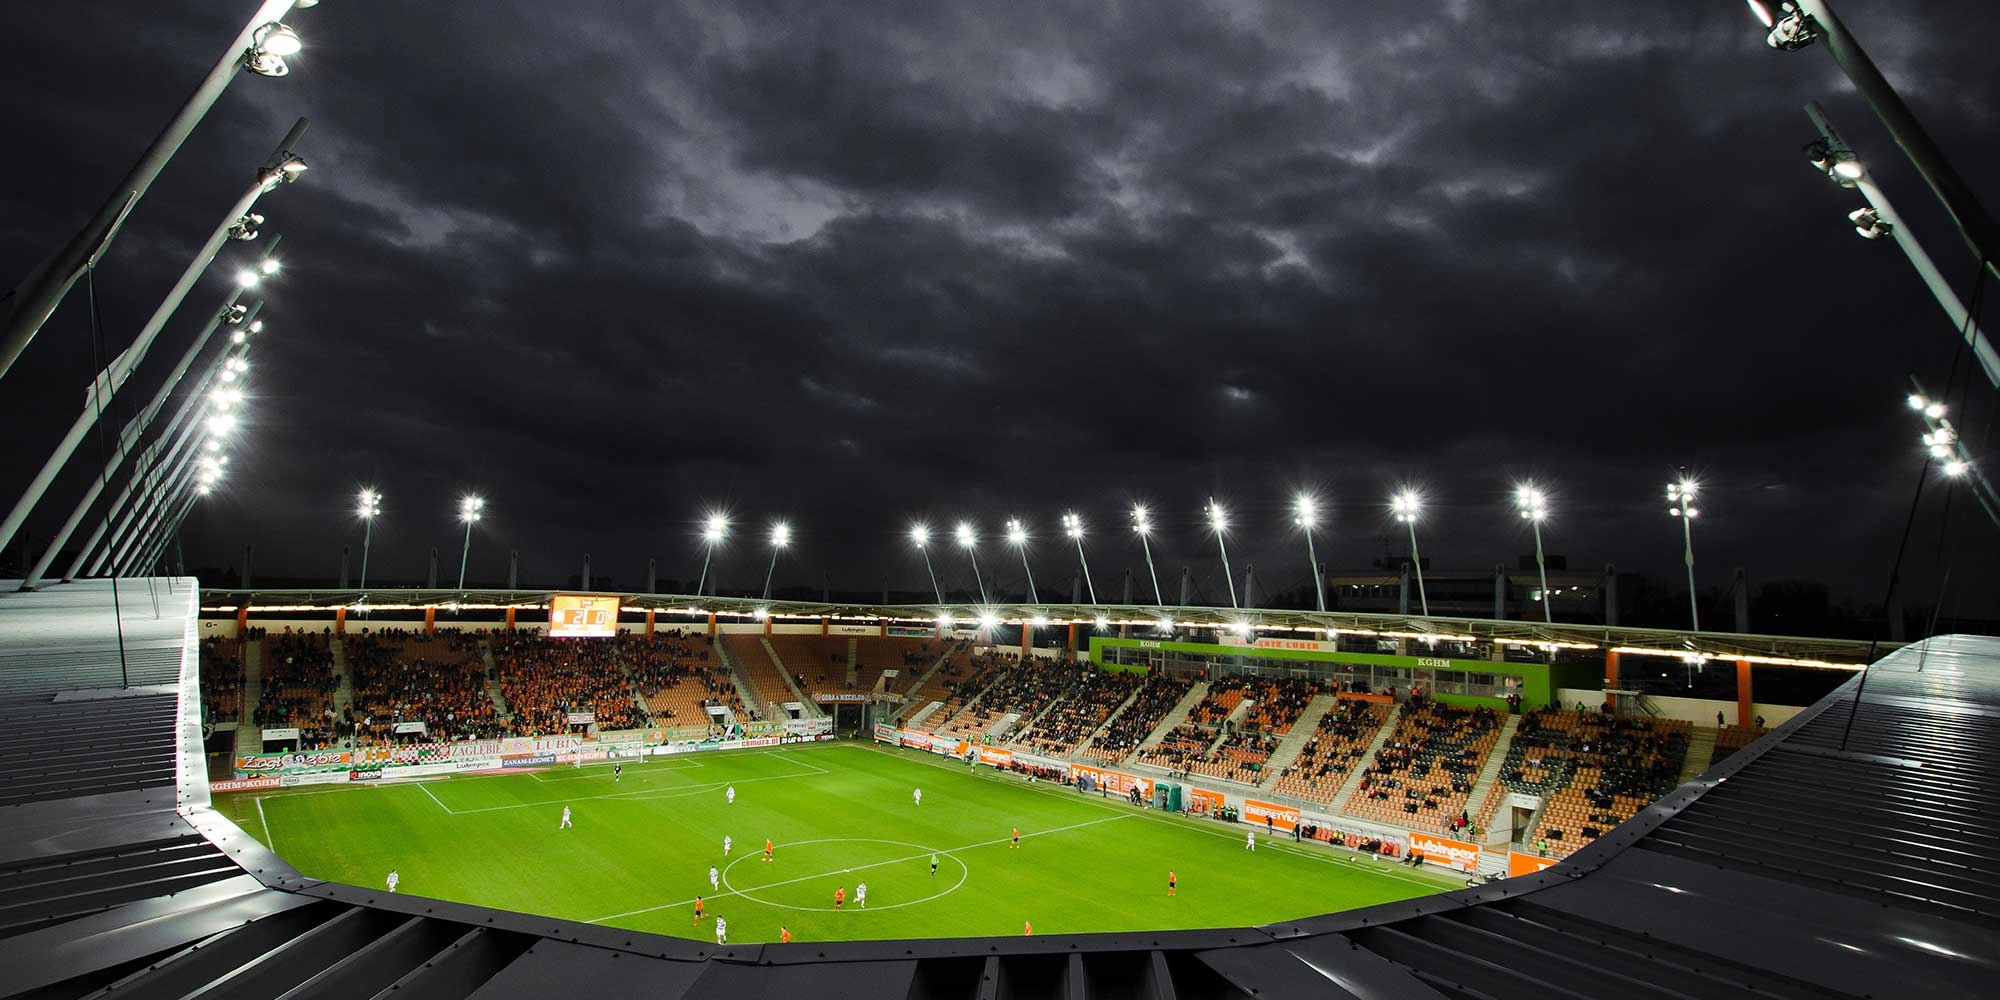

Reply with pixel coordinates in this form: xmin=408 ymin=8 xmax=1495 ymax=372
xmin=1408 ymin=831 xmax=1481 ymax=873
xmin=976 ymin=746 xmax=1013 ymax=768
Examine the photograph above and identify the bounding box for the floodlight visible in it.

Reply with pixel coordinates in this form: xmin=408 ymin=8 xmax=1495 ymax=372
xmin=703 ymin=515 xmax=728 ymax=542
xmin=358 ymin=489 xmax=382 ymax=518
xmin=1206 ymin=501 xmax=1228 ymax=532
xmin=1391 ymin=489 xmax=1422 ymax=523
xmin=234 ymin=270 xmax=260 ymax=288
xmin=1805 ymin=138 xmax=1861 ymax=186
xmin=754 ymin=607 xmax=771 ymax=620
xmin=1006 ymin=518 xmax=1028 ymax=546
xmin=909 ymin=523 xmax=931 ymax=547
xmin=1294 ymin=494 xmax=1318 ymax=528
xmin=1131 ymin=506 xmax=1151 ymax=535
xmin=1094 ymin=615 xmax=1109 ymax=630
xmin=978 ymin=611 xmax=999 ymax=631
xmin=248 ymin=319 xmax=264 ymax=333
xmin=1907 ymin=394 xmax=1928 ymax=411
xmin=459 ymin=495 xmax=484 ymax=523
xmin=259 ymin=258 xmax=281 ymax=276
xmin=1062 ymin=512 xmax=1084 ymax=539
xmin=770 ymin=522 xmax=791 ymax=548
xmin=1515 ymin=484 xmax=1549 ymax=521
xmin=955 ymin=522 xmax=976 ymax=548
xmin=245 ymin=23 xmax=302 ymax=77
xmin=1944 ymin=460 xmax=1970 ymax=477
xmin=230 ymin=330 xmax=247 ymax=344
xmin=1744 ymin=0 xmax=1775 ymax=28
xmin=205 ymin=413 xmax=237 ymax=435
xmin=1848 ymin=207 xmax=1893 ymax=240
xmin=1029 ymin=615 xmax=1048 ymax=629
xmin=1925 ymin=402 xmax=1946 ymax=419
xmin=223 ymin=304 xmax=249 ymax=325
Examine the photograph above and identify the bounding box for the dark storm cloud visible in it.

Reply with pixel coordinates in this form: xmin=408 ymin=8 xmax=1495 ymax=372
xmin=2 ymin=1 xmax=1995 ymax=612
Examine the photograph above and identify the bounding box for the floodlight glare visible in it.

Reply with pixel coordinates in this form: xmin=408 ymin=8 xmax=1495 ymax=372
xmin=1925 ymin=402 xmax=1946 ymax=419
xmin=358 ymin=489 xmax=382 ymax=518
xmin=1907 ymin=394 xmax=1928 ymax=411
xmin=234 ymin=270 xmax=260 ymax=288
xmin=909 ymin=523 xmax=931 ymax=547
xmin=978 ymin=611 xmax=999 ymax=631
xmin=254 ymin=21 xmax=303 ymax=56
xmin=1030 ymin=615 xmax=1048 ymax=629
xmin=248 ymin=319 xmax=264 ymax=333
xmin=955 ymin=522 xmax=976 ymax=548
xmin=1062 ymin=512 xmax=1084 ymax=539
xmin=1006 ymin=518 xmax=1028 ymax=546
xmin=1094 ymin=615 xmax=1110 ymax=630
xmin=770 ymin=522 xmax=791 ymax=548
xmin=230 ymin=330 xmax=247 ymax=344
xmin=703 ymin=514 xmax=729 ymax=543
xmin=1391 ymin=489 xmax=1422 ymax=522
xmin=754 ymin=606 xmax=771 ymax=620
xmin=1944 ymin=460 xmax=1970 ymax=477
xmin=1515 ymin=484 xmax=1549 ymax=521
xmin=1294 ymin=494 xmax=1317 ymax=528
xmin=205 ymin=413 xmax=236 ymax=435
xmin=1131 ymin=506 xmax=1151 ymax=535
xmin=259 ymin=257 xmax=281 ymax=276
xmin=459 ymin=495 xmax=484 ymax=523
xmin=1206 ymin=501 xmax=1228 ymax=532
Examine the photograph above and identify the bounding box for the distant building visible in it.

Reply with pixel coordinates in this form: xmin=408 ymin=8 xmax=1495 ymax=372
xmin=1328 ymin=556 xmax=1637 ymax=624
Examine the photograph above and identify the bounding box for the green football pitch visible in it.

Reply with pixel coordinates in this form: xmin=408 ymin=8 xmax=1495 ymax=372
xmin=215 ymin=742 xmax=1457 ymax=944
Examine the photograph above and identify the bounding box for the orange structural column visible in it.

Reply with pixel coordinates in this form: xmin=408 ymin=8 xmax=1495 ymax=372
xmin=505 ymin=606 xmax=516 ymax=630
xmin=764 ymin=615 xmax=774 ymax=637
xmin=1604 ymin=650 xmax=1620 ymax=711
xmin=334 ymin=607 xmax=347 ymax=635
xmin=1736 ymin=659 xmax=1753 ymax=728
xmin=424 ymin=607 xmax=436 ymax=634
xmin=1020 ymin=624 xmax=1032 ymax=659
xmin=236 ymin=606 xmax=249 ymax=637
xmin=1067 ymin=623 xmax=1078 ymax=657
xmin=646 ymin=609 xmax=656 ymax=635
xmin=708 ymin=613 xmax=718 ymax=637
xmin=821 ymin=617 xmax=829 ymax=637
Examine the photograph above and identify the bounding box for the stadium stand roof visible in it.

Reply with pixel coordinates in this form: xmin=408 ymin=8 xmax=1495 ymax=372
xmin=1 ymin=578 xmax=1992 ymax=998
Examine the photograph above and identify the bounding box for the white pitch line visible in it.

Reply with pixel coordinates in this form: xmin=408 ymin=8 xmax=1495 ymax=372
xmin=848 ymin=742 xmax=1459 ymax=892
xmin=256 ymin=796 xmax=275 ymax=851
xmin=583 ymin=812 xmax=1135 ymax=924
xmin=418 ymin=781 xmax=457 ymax=816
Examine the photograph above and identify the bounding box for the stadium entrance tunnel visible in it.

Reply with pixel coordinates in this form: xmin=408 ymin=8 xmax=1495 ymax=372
xmin=722 ymin=838 xmax=968 ymax=912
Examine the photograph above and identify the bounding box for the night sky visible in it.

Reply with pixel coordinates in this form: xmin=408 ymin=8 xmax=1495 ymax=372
xmin=3 ymin=2 xmax=1996 ymax=618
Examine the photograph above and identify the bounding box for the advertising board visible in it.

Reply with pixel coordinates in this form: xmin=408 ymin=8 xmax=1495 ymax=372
xmin=564 ymin=711 xmax=595 ymax=725
xmin=1408 ymin=831 xmax=1482 ymax=873
xmin=1508 ymin=852 xmax=1560 ymax=877
xmin=976 ymin=746 xmax=1014 ymax=768
xmin=814 ymin=693 xmax=870 ymax=703
xmin=236 ymin=750 xmax=353 ymax=773
xmin=260 ymin=727 xmax=300 ymax=741
xmin=209 ymin=777 xmax=282 ymax=793
xmin=1242 ymin=799 xmax=1300 ymax=832
xmin=1072 ymin=764 xmax=1152 ymax=798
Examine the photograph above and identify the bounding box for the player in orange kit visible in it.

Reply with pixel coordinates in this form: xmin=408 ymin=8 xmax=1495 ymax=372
xmin=1010 ymin=827 xmax=1020 ymax=848
xmin=764 ymin=838 xmax=774 ymax=862
xmin=1168 ymin=870 xmax=1177 ymax=896
xmin=781 ymin=926 xmax=792 ymax=944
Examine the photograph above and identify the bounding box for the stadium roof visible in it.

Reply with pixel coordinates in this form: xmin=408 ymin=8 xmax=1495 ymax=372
xmin=200 ymin=586 xmax=1891 ymax=669
xmin=1 ymin=578 xmax=1991 ymax=998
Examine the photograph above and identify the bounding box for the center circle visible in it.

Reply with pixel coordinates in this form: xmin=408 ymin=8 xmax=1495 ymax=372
xmin=720 ymin=838 xmax=969 ymax=912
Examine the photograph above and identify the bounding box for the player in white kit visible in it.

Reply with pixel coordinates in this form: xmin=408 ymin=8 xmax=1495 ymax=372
xmin=1245 ymin=830 xmax=1255 ymax=851
xmin=913 ymin=787 xmax=922 ymax=806
xmin=856 ymin=881 xmax=868 ymax=908
xmin=560 ymin=806 xmax=573 ymax=829
xmin=714 ymin=916 xmax=728 ymax=944
xmin=723 ymin=835 xmax=733 ymax=856
xmin=386 ymin=869 xmax=400 ymax=893
xmin=709 ymin=865 xmax=720 ymax=890
xmin=726 ymin=785 xmax=736 ymax=805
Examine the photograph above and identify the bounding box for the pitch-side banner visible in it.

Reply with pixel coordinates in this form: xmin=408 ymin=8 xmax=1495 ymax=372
xmin=210 ymin=777 xmax=282 ymax=793
xmin=236 ymin=750 xmax=352 ymax=773
xmin=874 ymin=723 xmax=899 ymax=743
xmin=1072 ymin=763 xmax=1152 ymax=798
xmin=976 ymin=746 xmax=1013 ymax=768
xmin=814 ymin=693 xmax=870 ymax=703
xmin=1242 ymin=799 xmax=1300 ymax=833
xmin=1508 ymin=852 xmax=1559 ymax=877
xmin=501 ymin=736 xmax=582 ymax=757
xmin=1409 ymin=831 xmax=1481 ymax=873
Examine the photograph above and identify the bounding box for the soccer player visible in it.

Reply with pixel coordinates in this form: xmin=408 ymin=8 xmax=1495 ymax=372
xmin=856 ymin=881 xmax=867 ymax=908
xmin=573 ymin=754 xmax=582 ymax=770
xmin=1024 ymin=921 xmax=1033 ymax=936
xmin=913 ymin=787 xmax=922 ymax=806
xmin=834 ymin=886 xmax=846 ymax=911
xmin=709 ymin=866 xmax=720 ymax=891
xmin=1168 ymin=870 xmax=1176 ymax=896
xmin=560 ymin=806 xmax=573 ymax=829
xmin=715 ymin=916 xmax=728 ymax=945
xmin=929 ymin=853 xmax=938 ymax=878
xmin=723 ymin=835 xmax=733 ymax=857
xmin=386 ymin=869 xmax=400 ymax=893
xmin=1010 ymin=827 xmax=1020 ymax=848
xmin=780 ymin=925 xmax=792 ymax=944
xmin=614 ymin=762 xmax=622 ymax=782
xmin=764 ymin=838 xmax=774 ymax=862
xmin=693 ymin=896 xmax=704 ymax=923
xmin=726 ymin=785 xmax=736 ymax=805
xmin=1245 ymin=830 xmax=1255 ymax=851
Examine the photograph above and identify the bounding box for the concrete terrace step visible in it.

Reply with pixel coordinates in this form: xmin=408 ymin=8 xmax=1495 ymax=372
xmin=940 ymin=669 xmax=1012 ymax=731
xmin=234 ymin=637 xmax=263 ymax=759
xmin=1258 ymin=693 xmax=1338 ymax=791
xmin=1075 ymin=688 xmax=1142 ymax=761
xmin=845 ymin=639 xmax=859 ymax=688
xmin=479 ymin=638 xmax=511 ymax=720
xmin=905 ymin=701 xmax=945 ymax=729
xmin=1680 ymin=726 xmax=1718 ymax=784
xmin=1330 ymin=702 xmax=1403 ymax=814
xmin=329 ymin=639 xmax=352 ymax=715
xmin=1138 ymin=680 xmax=1210 ymax=753
xmin=1462 ymin=715 xmax=1521 ymax=830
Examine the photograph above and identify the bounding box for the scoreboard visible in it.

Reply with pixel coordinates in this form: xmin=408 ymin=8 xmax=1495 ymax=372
xmin=549 ymin=594 xmax=619 ymax=638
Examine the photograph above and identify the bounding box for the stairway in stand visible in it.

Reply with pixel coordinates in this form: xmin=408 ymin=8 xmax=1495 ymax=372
xmin=1257 ymin=693 xmax=1337 ymax=791
xmin=480 ymin=638 xmax=511 ymax=722
xmin=845 ymin=639 xmax=859 ymax=688
xmin=1073 ymin=688 xmax=1142 ymax=761
xmin=609 ymin=642 xmax=649 ymax=724
xmin=1135 ymin=680 xmax=1210 ymax=755
xmin=1679 ymin=726 xmax=1719 ymax=783
xmin=1461 ymin=715 xmax=1520 ymax=829
xmin=234 ymin=636 xmax=264 ymax=759
xmin=1328 ymin=703 xmax=1403 ymax=814
xmin=330 ymin=639 xmax=353 ymax=724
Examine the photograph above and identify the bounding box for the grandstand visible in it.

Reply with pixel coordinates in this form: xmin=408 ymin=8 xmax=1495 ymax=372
xmin=1078 ymin=671 xmax=1192 ymax=764
xmin=1340 ymin=698 xmax=1504 ymax=831
xmin=717 ymin=633 xmax=798 ymax=718
xmin=197 ymin=634 xmax=243 ymax=723
xmin=252 ymin=630 xmax=338 ymax=747
xmin=490 ymin=630 xmax=647 ymax=734
xmin=1132 ymin=675 xmax=1323 ymax=783
xmin=765 ymin=634 xmax=848 ymax=699
xmin=619 ymin=632 xmax=742 ymax=724
xmin=1007 ymin=665 xmax=1145 ymax=757
xmin=344 ymin=629 xmax=503 ymax=743
xmin=1270 ymin=699 xmax=1392 ymax=804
